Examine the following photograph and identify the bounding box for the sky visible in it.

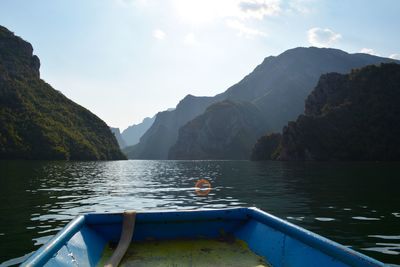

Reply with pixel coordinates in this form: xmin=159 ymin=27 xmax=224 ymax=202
xmin=0 ymin=0 xmax=399 ymax=130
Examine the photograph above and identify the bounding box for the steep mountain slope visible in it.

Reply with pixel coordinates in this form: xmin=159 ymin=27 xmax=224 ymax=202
xmin=124 ymin=95 xmax=221 ymax=159
xmin=169 ymin=100 xmax=267 ymax=159
xmin=127 ymin=47 xmax=396 ymax=159
xmin=110 ymin=127 xmax=127 ymax=148
xmin=222 ymin=47 xmax=397 ymax=131
xmin=121 ymin=115 xmax=155 ymax=147
xmin=251 ymin=133 xmax=282 ymax=160
xmin=0 ymin=26 xmax=125 ymax=160
xmin=252 ymin=63 xmax=400 ymax=161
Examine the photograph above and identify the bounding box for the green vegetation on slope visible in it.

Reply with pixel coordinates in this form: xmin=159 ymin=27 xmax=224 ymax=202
xmin=250 ymin=133 xmax=282 ymax=160
xmin=252 ymin=63 xmax=400 ymax=161
xmin=0 ymin=26 xmax=125 ymax=160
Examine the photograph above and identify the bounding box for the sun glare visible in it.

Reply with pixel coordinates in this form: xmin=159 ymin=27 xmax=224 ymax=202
xmin=172 ymin=0 xmax=239 ymax=24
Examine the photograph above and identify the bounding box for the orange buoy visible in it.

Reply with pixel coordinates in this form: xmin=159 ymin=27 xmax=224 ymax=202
xmin=195 ymin=179 xmax=212 ymax=196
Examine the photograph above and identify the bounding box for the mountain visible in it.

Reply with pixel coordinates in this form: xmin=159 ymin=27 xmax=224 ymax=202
xmin=124 ymin=95 xmax=221 ymax=159
xmin=251 ymin=133 xmax=282 ymax=160
xmin=125 ymin=47 xmax=396 ymax=160
xmin=223 ymin=47 xmax=398 ymax=131
xmin=169 ymin=100 xmax=268 ymax=159
xmin=252 ymin=63 xmax=400 ymax=161
xmin=121 ymin=115 xmax=155 ymax=147
xmin=0 ymin=26 xmax=125 ymax=160
xmin=110 ymin=127 xmax=127 ymax=148
xmin=170 ymin=48 xmax=397 ymax=160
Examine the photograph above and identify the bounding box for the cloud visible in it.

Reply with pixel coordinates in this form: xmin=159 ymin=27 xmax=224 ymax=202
xmin=183 ymin=33 xmax=198 ymax=45
xmin=238 ymin=0 xmax=281 ymax=19
xmin=288 ymin=0 xmax=316 ymax=14
xmin=172 ymin=1 xmax=280 ymax=39
xmin=389 ymin=53 xmax=400 ymax=60
xmin=307 ymin=27 xmax=342 ymax=47
xmin=114 ymin=0 xmax=133 ymax=6
xmin=360 ymin=48 xmax=379 ymax=56
xmin=114 ymin=0 xmax=149 ymax=7
xmin=172 ymin=0 xmax=282 ymax=24
xmin=226 ymin=19 xmax=267 ymax=38
xmin=153 ymin=29 xmax=166 ymax=40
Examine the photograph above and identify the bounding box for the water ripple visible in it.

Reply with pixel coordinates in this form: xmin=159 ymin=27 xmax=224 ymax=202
xmin=1 ymin=160 xmax=400 ymax=265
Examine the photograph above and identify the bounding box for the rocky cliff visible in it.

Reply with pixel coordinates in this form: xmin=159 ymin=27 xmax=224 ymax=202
xmin=250 ymin=133 xmax=282 ymax=160
xmin=0 ymin=26 xmax=126 ymax=160
xmin=252 ymin=63 xmax=400 ymax=161
xmin=169 ymin=100 xmax=267 ymax=159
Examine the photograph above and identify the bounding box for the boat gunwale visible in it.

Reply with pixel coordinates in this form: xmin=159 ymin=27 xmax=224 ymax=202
xmin=246 ymin=207 xmax=384 ymax=267
xmin=21 ymin=215 xmax=85 ymax=267
xmin=21 ymin=207 xmax=385 ymax=267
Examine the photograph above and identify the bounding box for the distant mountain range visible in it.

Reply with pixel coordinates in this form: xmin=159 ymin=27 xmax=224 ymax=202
xmin=110 ymin=127 xmax=127 ymax=148
xmin=0 ymin=26 xmax=125 ymax=160
xmin=123 ymin=95 xmax=220 ymax=159
xmin=125 ymin=47 xmax=396 ymax=160
xmin=252 ymin=63 xmax=400 ymax=161
xmin=121 ymin=115 xmax=156 ymax=147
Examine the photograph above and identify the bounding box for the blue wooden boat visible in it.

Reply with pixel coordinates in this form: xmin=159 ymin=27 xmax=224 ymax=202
xmin=22 ymin=207 xmax=384 ymax=267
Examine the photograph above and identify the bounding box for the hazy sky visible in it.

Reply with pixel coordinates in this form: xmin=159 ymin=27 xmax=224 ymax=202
xmin=1 ymin=0 xmax=399 ymax=130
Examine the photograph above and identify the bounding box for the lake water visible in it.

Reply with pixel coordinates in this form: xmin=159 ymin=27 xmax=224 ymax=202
xmin=0 ymin=160 xmax=399 ymax=265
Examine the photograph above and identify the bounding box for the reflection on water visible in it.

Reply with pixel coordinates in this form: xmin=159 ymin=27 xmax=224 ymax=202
xmin=0 ymin=160 xmax=399 ymax=265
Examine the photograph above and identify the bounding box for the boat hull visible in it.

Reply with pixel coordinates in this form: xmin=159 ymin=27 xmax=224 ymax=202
xmin=22 ymin=207 xmax=384 ymax=267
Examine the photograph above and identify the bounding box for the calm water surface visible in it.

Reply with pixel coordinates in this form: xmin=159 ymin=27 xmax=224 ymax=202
xmin=0 ymin=160 xmax=399 ymax=265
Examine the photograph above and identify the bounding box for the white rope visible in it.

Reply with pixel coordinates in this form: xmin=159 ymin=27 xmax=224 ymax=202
xmin=104 ymin=210 xmax=136 ymax=267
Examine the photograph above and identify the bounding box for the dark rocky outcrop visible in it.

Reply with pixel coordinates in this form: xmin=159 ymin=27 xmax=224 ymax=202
xmin=169 ymin=100 xmax=267 ymax=159
xmin=252 ymin=63 xmax=400 ymax=161
xmin=0 ymin=26 xmax=125 ymax=160
xmin=251 ymin=133 xmax=282 ymax=160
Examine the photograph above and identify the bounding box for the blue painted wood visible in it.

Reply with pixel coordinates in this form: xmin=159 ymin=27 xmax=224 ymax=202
xmin=22 ymin=207 xmax=384 ymax=267
xmin=21 ymin=215 xmax=85 ymax=267
xmin=246 ymin=208 xmax=383 ymax=267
